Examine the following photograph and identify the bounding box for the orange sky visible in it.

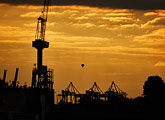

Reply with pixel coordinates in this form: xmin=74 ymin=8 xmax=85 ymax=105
xmin=0 ymin=4 xmax=165 ymax=97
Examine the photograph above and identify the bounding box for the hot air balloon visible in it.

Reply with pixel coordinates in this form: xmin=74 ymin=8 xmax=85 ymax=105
xmin=81 ymin=64 xmax=85 ymax=68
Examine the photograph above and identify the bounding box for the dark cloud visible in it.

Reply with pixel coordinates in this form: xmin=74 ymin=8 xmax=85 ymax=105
xmin=0 ymin=0 xmax=164 ymax=10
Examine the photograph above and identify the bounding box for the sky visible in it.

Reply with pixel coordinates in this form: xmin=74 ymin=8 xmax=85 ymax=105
xmin=0 ymin=0 xmax=165 ymax=98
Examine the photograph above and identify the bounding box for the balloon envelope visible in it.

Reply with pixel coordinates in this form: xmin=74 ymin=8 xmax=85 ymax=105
xmin=81 ymin=64 xmax=85 ymax=67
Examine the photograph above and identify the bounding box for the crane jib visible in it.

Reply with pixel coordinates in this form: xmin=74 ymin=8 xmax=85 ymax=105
xmin=35 ymin=0 xmax=51 ymax=41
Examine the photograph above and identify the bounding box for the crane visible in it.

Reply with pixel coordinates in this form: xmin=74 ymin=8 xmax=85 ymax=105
xmin=35 ymin=0 xmax=51 ymax=41
xmin=32 ymin=0 xmax=53 ymax=90
xmin=57 ymin=82 xmax=80 ymax=104
xmin=105 ymin=81 xmax=127 ymax=102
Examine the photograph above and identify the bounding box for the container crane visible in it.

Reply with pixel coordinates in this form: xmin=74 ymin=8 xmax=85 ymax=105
xmin=32 ymin=0 xmax=53 ymax=90
xmin=105 ymin=81 xmax=127 ymax=101
xmin=57 ymin=82 xmax=81 ymax=104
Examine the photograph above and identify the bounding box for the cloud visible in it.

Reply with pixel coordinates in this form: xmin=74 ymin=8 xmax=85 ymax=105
xmin=75 ymin=16 xmax=89 ymax=20
xmin=20 ymin=11 xmax=63 ymax=18
xmin=73 ymin=23 xmax=95 ymax=28
xmin=144 ymin=12 xmax=158 ymax=16
xmin=0 ymin=25 xmax=34 ymax=43
xmin=102 ymin=16 xmax=133 ymax=22
xmin=20 ymin=11 xmax=40 ymax=18
xmin=120 ymin=24 xmax=139 ymax=28
xmin=133 ymin=28 xmax=165 ymax=46
xmin=99 ymin=72 xmax=133 ymax=76
xmin=134 ymin=28 xmax=165 ymax=40
xmin=154 ymin=61 xmax=165 ymax=67
xmin=144 ymin=10 xmax=165 ymax=17
xmin=141 ymin=17 xmax=165 ymax=28
xmin=0 ymin=0 xmax=164 ymax=10
xmin=105 ymin=12 xmax=134 ymax=16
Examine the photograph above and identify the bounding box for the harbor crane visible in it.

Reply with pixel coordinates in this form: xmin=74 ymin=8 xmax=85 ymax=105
xmin=57 ymin=82 xmax=81 ymax=104
xmin=32 ymin=0 xmax=53 ymax=90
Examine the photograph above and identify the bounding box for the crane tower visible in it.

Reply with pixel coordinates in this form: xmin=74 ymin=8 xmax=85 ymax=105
xmin=32 ymin=0 xmax=53 ymax=90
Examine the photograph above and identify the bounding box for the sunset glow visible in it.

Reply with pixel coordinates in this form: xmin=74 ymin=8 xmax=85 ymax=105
xmin=0 ymin=3 xmax=165 ymax=97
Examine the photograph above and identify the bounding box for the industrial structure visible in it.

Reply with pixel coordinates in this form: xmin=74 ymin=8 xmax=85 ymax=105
xmin=0 ymin=68 xmax=19 ymax=88
xmin=0 ymin=0 xmax=148 ymax=119
xmin=57 ymin=82 xmax=80 ymax=104
xmin=32 ymin=0 xmax=53 ymax=90
xmin=105 ymin=81 xmax=127 ymax=101
xmin=0 ymin=0 xmax=54 ymax=120
xmin=57 ymin=81 xmax=127 ymax=104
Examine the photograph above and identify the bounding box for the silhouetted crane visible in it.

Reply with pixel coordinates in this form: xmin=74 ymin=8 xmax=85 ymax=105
xmin=57 ymin=82 xmax=80 ymax=104
xmin=84 ymin=82 xmax=104 ymax=102
xmin=87 ymin=82 xmax=103 ymax=94
xmin=32 ymin=0 xmax=53 ymax=90
xmin=105 ymin=81 xmax=127 ymax=101
xmin=35 ymin=0 xmax=50 ymax=41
